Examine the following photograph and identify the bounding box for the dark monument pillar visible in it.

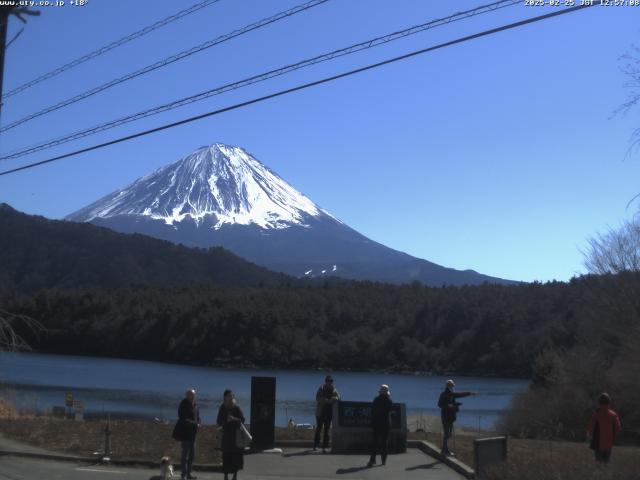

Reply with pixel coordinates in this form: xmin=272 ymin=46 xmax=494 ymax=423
xmin=250 ymin=376 xmax=276 ymax=450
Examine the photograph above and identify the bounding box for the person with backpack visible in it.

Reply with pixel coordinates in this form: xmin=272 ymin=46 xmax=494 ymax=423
xmin=172 ymin=388 xmax=201 ymax=480
xmin=437 ymin=379 xmax=476 ymax=457
xmin=586 ymin=393 xmax=622 ymax=464
xmin=314 ymin=375 xmax=340 ymax=452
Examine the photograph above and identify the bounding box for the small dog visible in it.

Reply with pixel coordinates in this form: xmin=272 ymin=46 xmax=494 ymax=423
xmin=159 ymin=456 xmax=174 ymax=479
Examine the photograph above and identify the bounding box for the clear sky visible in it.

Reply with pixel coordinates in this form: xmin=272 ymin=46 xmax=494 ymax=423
xmin=1 ymin=0 xmax=639 ymax=282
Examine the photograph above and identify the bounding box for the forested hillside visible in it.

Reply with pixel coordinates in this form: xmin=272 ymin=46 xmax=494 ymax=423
xmin=4 ymin=273 xmax=636 ymax=378
xmin=3 ymin=204 xmax=638 ymax=382
xmin=0 ymin=204 xmax=289 ymax=290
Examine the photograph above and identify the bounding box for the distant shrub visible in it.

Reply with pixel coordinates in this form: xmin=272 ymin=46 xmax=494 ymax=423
xmin=0 ymin=399 xmax=18 ymax=419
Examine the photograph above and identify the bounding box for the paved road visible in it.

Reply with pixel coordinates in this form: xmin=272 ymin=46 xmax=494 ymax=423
xmin=0 ymin=436 xmax=54 ymax=455
xmin=0 ymin=448 xmax=465 ymax=479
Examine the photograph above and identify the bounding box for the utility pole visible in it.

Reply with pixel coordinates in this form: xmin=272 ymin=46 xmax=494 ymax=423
xmin=0 ymin=7 xmax=11 ymax=121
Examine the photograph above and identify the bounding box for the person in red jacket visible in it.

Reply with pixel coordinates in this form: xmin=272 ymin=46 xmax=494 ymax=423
xmin=586 ymin=393 xmax=622 ymax=464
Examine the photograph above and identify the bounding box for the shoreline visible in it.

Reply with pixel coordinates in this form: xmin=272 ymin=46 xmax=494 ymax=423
xmin=2 ymin=397 xmax=495 ymax=436
xmin=0 ymin=350 xmax=531 ymax=381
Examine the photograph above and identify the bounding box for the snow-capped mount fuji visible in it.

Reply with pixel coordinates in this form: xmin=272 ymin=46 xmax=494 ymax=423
xmin=67 ymin=143 xmax=513 ymax=286
xmin=70 ymin=144 xmax=338 ymax=230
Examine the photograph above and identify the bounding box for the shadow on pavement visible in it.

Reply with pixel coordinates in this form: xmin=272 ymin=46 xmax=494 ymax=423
xmin=406 ymin=461 xmax=440 ymax=471
xmin=336 ymin=465 xmax=374 ymax=474
xmin=282 ymin=449 xmax=317 ymax=458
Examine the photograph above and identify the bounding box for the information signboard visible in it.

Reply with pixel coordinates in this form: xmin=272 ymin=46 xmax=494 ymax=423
xmin=337 ymin=401 xmax=403 ymax=429
xmin=331 ymin=400 xmax=407 ymax=454
xmin=474 ymin=436 xmax=508 ymax=479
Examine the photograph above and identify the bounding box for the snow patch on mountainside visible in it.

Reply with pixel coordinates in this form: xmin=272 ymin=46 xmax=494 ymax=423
xmin=67 ymin=143 xmax=340 ymax=230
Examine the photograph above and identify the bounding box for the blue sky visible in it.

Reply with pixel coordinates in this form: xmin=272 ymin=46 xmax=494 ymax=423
xmin=0 ymin=0 xmax=639 ymax=282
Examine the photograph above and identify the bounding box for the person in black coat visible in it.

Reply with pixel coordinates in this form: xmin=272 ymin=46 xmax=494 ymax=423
xmin=216 ymin=389 xmax=246 ymax=480
xmin=438 ymin=379 xmax=475 ymax=457
xmin=367 ymin=384 xmax=393 ymax=467
xmin=173 ymin=388 xmax=200 ymax=480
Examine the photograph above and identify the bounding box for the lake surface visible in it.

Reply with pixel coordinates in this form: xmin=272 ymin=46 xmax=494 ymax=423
xmin=0 ymin=352 xmax=528 ymax=430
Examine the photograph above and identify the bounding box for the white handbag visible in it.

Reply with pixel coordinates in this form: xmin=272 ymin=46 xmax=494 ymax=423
xmin=235 ymin=423 xmax=252 ymax=448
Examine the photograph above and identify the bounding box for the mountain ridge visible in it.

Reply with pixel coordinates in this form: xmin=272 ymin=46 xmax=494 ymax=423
xmin=66 ymin=143 xmax=516 ymax=286
xmin=0 ymin=204 xmax=290 ymax=291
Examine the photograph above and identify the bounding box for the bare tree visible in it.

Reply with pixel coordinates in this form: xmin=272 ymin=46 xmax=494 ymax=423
xmin=0 ymin=308 xmax=43 ymax=351
xmin=618 ymin=45 xmax=640 ymax=114
xmin=617 ymin=45 xmax=640 ymax=156
xmin=583 ymin=218 xmax=640 ymax=274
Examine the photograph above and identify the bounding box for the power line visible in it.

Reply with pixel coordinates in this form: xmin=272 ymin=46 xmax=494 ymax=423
xmin=0 ymin=0 xmax=329 ymax=133
xmin=0 ymin=0 xmax=520 ymax=161
xmin=0 ymin=3 xmax=597 ymax=178
xmin=1 ymin=0 xmax=223 ymax=100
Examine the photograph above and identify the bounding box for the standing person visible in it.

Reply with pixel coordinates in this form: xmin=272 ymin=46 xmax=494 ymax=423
xmin=586 ymin=393 xmax=622 ymax=464
xmin=314 ymin=375 xmax=340 ymax=453
xmin=437 ymin=379 xmax=475 ymax=457
xmin=217 ymin=389 xmax=246 ymax=480
xmin=173 ymin=388 xmax=200 ymax=480
xmin=367 ymin=384 xmax=393 ymax=467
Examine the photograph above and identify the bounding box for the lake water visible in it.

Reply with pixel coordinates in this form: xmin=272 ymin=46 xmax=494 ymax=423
xmin=0 ymin=352 xmax=528 ymax=430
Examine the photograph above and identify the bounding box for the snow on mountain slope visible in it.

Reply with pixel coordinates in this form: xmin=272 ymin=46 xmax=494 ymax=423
xmin=67 ymin=143 xmax=339 ymax=230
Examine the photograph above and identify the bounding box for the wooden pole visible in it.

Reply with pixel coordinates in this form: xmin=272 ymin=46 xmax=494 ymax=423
xmin=0 ymin=8 xmax=10 ymax=122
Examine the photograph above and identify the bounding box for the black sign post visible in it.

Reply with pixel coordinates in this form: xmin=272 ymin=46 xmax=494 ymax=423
xmin=250 ymin=376 xmax=276 ymax=450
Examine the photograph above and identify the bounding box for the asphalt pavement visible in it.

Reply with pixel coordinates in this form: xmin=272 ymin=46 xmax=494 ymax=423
xmin=0 ymin=448 xmax=466 ymax=479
